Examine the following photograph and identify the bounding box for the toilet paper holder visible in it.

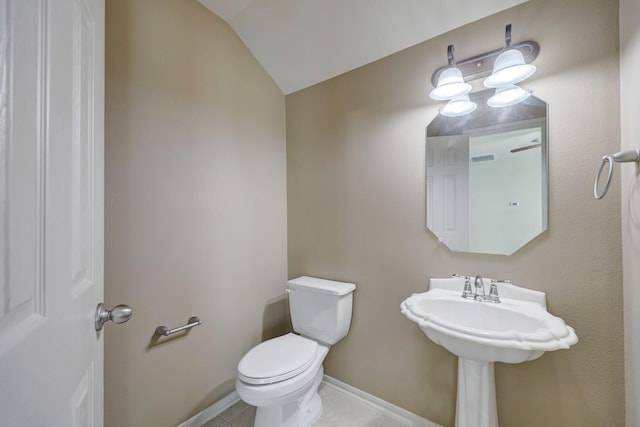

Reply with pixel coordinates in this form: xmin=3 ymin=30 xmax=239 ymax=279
xmin=156 ymin=316 xmax=202 ymax=336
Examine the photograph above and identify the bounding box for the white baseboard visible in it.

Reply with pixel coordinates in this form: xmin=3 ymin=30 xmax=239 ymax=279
xmin=177 ymin=390 xmax=240 ymax=427
xmin=322 ymin=375 xmax=442 ymax=427
xmin=177 ymin=376 xmax=441 ymax=427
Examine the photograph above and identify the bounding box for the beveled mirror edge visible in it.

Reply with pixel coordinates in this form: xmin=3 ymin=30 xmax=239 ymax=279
xmin=425 ymin=92 xmax=548 ymax=256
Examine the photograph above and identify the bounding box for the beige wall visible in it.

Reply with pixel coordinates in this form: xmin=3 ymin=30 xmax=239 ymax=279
xmin=104 ymin=0 xmax=625 ymax=426
xmin=104 ymin=1 xmax=287 ymax=426
xmin=287 ymin=0 xmax=624 ymax=425
xmin=620 ymin=0 xmax=640 ymax=425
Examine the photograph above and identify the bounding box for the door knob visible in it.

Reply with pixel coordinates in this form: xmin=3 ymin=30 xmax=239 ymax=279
xmin=95 ymin=303 xmax=132 ymax=331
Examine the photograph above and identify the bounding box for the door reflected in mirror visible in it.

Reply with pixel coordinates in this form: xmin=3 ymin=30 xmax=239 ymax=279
xmin=426 ymin=90 xmax=547 ymax=255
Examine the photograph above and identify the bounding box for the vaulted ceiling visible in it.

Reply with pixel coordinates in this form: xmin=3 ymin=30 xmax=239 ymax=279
xmin=198 ymin=0 xmax=528 ymax=94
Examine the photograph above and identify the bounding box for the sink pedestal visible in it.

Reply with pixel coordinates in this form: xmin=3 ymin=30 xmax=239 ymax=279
xmin=455 ymin=359 xmax=497 ymax=427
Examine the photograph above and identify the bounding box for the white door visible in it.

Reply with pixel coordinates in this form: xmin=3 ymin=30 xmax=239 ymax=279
xmin=0 ymin=1 xmax=106 ymax=426
xmin=426 ymin=135 xmax=470 ymax=252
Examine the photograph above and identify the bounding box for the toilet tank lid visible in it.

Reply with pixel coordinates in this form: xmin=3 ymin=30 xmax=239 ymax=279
xmin=287 ymin=276 xmax=356 ymax=295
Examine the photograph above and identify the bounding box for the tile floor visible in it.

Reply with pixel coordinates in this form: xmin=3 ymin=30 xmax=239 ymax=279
xmin=202 ymin=383 xmax=410 ymax=427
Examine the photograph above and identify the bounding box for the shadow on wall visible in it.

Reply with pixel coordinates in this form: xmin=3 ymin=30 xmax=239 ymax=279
xmin=185 ymin=378 xmax=238 ymax=424
xmin=143 ymin=294 xmax=290 ymax=350
xmin=262 ymin=294 xmax=293 ymax=341
xmin=176 ymin=295 xmax=292 ymax=424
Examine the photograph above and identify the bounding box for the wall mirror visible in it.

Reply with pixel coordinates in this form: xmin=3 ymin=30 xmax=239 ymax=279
xmin=426 ymin=89 xmax=548 ymax=255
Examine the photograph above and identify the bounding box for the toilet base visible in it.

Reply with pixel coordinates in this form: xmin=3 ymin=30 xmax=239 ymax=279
xmin=253 ymin=366 xmax=324 ymax=427
xmin=296 ymin=381 xmax=322 ymax=427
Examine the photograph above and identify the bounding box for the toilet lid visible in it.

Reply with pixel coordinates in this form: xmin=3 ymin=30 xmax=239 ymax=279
xmin=237 ymin=333 xmax=318 ymax=385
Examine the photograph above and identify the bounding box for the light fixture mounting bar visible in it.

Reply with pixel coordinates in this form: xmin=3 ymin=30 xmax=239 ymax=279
xmin=430 ymin=41 xmax=539 ymax=88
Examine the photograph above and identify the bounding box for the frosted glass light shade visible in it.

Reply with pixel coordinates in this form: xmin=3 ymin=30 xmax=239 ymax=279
xmin=487 ymin=85 xmax=532 ymax=107
xmin=484 ymin=49 xmax=536 ymax=88
xmin=430 ymin=67 xmax=472 ymax=100
xmin=440 ymin=95 xmax=477 ymax=117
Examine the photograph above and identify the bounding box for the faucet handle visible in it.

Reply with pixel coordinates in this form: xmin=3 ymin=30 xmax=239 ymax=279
xmin=487 ymin=280 xmax=501 ymax=303
xmin=462 ymin=277 xmax=474 ymax=299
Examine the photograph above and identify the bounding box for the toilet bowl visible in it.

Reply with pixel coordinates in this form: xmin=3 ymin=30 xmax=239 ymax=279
xmin=236 ymin=334 xmax=329 ymax=427
xmin=235 ymin=276 xmax=356 ymax=427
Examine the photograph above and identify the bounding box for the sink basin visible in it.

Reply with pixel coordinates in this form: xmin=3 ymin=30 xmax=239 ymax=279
xmin=401 ymin=277 xmax=578 ymax=427
xmin=401 ymin=287 xmax=577 ymax=363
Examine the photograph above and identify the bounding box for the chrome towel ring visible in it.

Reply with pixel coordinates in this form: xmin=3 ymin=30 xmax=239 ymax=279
xmin=594 ymin=148 xmax=640 ymax=199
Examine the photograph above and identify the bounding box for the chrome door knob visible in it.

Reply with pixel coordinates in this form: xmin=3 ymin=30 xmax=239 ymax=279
xmin=95 ymin=303 xmax=132 ymax=331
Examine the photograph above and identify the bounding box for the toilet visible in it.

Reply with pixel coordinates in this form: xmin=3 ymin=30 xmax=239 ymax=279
xmin=235 ymin=276 xmax=356 ymax=427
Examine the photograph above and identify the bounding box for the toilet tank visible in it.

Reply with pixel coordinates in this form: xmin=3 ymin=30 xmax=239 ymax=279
xmin=287 ymin=276 xmax=356 ymax=345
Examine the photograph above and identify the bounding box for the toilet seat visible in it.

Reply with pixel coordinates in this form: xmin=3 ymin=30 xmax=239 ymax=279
xmin=237 ymin=333 xmax=318 ymax=385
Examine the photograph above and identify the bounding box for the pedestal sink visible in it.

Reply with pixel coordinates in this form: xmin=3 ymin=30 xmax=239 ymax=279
xmin=401 ymin=277 xmax=578 ymax=427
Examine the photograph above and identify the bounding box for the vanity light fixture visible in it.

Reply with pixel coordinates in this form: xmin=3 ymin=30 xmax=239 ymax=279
xmin=429 ymin=25 xmax=539 ymax=115
xmin=487 ymin=85 xmax=532 ymax=108
xmin=483 ymin=24 xmax=536 ymax=88
xmin=429 ymin=45 xmax=472 ymax=101
xmin=440 ymin=94 xmax=477 ymax=117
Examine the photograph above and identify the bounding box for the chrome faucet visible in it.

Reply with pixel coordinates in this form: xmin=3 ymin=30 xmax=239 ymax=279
xmin=455 ymin=273 xmax=501 ymax=303
xmin=473 ymin=275 xmax=486 ymax=301
xmin=460 ymin=275 xmax=474 ymax=299
xmin=487 ymin=280 xmax=501 ymax=303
